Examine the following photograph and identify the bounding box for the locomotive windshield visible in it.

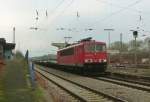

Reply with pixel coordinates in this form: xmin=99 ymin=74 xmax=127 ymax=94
xmin=95 ymin=44 xmax=106 ymax=52
xmin=85 ymin=44 xmax=106 ymax=52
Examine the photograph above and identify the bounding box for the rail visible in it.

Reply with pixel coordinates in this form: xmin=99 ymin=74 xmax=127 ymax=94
xmin=35 ymin=67 xmax=127 ymax=102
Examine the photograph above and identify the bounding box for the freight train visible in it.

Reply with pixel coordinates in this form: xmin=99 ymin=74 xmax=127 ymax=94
xmin=35 ymin=37 xmax=108 ymax=73
xmin=57 ymin=37 xmax=107 ymax=72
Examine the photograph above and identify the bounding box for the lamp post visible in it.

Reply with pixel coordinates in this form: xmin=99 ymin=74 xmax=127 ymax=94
xmin=13 ymin=27 xmax=15 ymax=44
xmin=104 ymin=28 xmax=114 ymax=67
xmin=64 ymin=37 xmax=72 ymax=44
xmin=120 ymin=33 xmax=123 ymax=65
xmin=148 ymin=40 xmax=150 ymax=65
xmin=104 ymin=29 xmax=114 ymax=49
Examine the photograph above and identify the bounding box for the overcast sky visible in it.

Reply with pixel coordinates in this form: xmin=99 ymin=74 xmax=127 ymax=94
xmin=0 ymin=0 xmax=150 ymax=56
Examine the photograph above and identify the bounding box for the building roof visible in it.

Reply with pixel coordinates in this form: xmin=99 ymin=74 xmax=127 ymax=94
xmin=0 ymin=38 xmax=6 ymax=45
xmin=0 ymin=38 xmax=15 ymax=50
xmin=4 ymin=43 xmax=15 ymax=50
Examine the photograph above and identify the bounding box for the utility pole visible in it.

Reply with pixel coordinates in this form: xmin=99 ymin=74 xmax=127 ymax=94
xmin=13 ymin=27 xmax=15 ymax=44
xmin=104 ymin=28 xmax=114 ymax=67
xmin=120 ymin=33 xmax=123 ymax=65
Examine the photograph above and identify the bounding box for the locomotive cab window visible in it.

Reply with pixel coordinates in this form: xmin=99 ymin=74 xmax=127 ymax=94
xmin=85 ymin=44 xmax=106 ymax=52
xmin=95 ymin=44 xmax=106 ymax=52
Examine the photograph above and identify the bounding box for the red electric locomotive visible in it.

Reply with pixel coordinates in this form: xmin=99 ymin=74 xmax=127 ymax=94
xmin=57 ymin=37 xmax=107 ymax=72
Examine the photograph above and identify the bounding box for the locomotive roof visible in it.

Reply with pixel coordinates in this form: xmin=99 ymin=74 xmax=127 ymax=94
xmin=58 ymin=40 xmax=106 ymax=51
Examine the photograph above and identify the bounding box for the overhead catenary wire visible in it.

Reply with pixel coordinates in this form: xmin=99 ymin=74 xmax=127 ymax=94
xmin=34 ymin=0 xmax=144 ymax=25
xmin=44 ymin=0 xmax=67 ymax=19
xmin=96 ymin=0 xmax=144 ymax=23
xmin=30 ymin=0 xmax=40 ymax=30
xmin=37 ymin=0 xmax=75 ymax=30
xmin=49 ymin=0 xmax=66 ymax=15
xmin=96 ymin=0 xmax=147 ymax=14
xmin=33 ymin=0 xmax=146 ymax=34
xmin=31 ymin=0 xmax=66 ymax=30
xmin=51 ymin=0 xmax=75 ymax=20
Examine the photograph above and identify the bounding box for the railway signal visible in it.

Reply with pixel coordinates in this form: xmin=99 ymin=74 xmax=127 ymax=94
xmin=133 ymin=31 xmax=138 ymax=38
xmin=130 ymin=30 xmax=138 ymax=66
xmin=133 ymin=31 xmax=138 ymax=66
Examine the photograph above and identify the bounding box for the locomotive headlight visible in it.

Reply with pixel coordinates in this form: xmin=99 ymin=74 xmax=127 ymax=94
xmin=85 ymin=59 xmax=93 ymax=63
xmin=103 ymin=59 xmax=107 ymax=62
xmin=85 ymin=59 xmax=89 ymax=63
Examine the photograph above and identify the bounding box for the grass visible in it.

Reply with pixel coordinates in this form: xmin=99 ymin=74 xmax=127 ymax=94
xmin=32 ymin=86 xmax=46 ymax=102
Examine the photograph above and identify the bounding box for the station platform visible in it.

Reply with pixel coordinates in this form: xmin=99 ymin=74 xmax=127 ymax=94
xmin=0 ymin=58 xmax=45 ymax=102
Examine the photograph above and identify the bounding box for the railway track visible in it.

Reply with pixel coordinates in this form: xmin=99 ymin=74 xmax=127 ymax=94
xmin=35 ymin=68 xmax=126 ymax=102
xmin=106 ymin=72 xmax=150 ymax=82
xmin=94 ymin=76 xmax=150 ymax=92
xmin=102 ymin=74 xmax=150 ymax=86
xmin=35 ymin=65 xmax=150 ymax=102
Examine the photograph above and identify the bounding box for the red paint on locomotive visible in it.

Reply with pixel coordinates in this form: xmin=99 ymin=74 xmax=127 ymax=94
xmin=57 ymin=39 xmax=107 ymax=72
